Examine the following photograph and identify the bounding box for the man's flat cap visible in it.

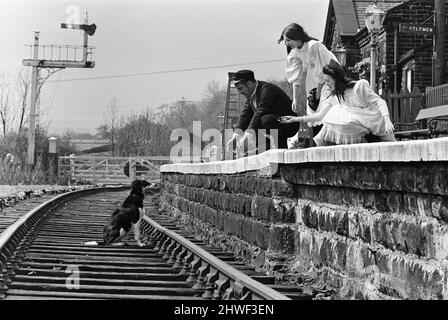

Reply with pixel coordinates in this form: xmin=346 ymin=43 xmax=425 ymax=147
xmin=232 ymin=70 xmax=255 ymax=84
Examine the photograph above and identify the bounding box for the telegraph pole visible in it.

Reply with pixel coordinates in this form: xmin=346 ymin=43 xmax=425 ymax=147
xmin=28 ymin=31 xmax=40 ymax=168
xmin=434 ymin=0 xmax=446 ymax=85
xmin=23 ymin=10 xmax=96 ymax=166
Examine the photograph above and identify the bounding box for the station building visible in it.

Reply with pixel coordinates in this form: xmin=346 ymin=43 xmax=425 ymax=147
xmin=323 ymin=0 xmax=448 ymax=93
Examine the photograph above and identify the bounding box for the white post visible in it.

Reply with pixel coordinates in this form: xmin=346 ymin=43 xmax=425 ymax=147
xmin=27 ymin=31 xmax=40 ymax=166
xmin=48 ymin=137 xmax=57 ymax=154
xmin=48 ymin=137 xmax=58 ymax=183
xmin=69 ymin=154 xmax=75 ymax=182
xmin=129 ymin=157 xmax=136 ymax=181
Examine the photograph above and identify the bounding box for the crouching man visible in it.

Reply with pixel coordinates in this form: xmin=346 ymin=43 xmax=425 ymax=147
xmin=225 ymin=70 xmax=299 ymax=156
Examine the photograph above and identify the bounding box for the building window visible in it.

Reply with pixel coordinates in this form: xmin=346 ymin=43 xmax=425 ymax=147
xmin=401 ymin=59 xmax=415 ymax=92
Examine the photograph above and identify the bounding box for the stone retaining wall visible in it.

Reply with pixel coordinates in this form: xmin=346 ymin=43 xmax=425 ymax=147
xmin=160 ymin=138 xmax=448 ymax=299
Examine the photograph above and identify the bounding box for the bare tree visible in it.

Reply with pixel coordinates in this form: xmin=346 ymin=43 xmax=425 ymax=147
xmin=103 ymin=96 xmax=119 ymax=156
xmin=0 ymin=73 xmax=12 ymax=136
xmin=16 ymin=68 xmax=31 ymax=137
xmin=200 ymin=80 xmax=226 ymax=129
xmin=111 ymin=109 xmax=171 ymax=157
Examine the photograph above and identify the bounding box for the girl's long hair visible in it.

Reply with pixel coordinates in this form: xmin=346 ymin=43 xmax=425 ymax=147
xmin=323 ymin=59 xmax=356 ymax=103
xmin=277 ymin=23 xmax=318 ymax=54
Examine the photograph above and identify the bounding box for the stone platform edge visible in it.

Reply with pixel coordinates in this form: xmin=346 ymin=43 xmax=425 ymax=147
xmin=160 ymin=137 xmax=448 ymax=174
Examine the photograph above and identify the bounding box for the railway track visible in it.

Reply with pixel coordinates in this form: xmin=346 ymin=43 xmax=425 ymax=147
xmin=0 ymin=186 xmax=88 ymax=234
xmin=0 ymin=187 xmax=330 ymax=300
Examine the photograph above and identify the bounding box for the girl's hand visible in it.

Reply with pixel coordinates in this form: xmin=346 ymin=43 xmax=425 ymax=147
xmin=279 ymin=116 xmax=299 ymax=124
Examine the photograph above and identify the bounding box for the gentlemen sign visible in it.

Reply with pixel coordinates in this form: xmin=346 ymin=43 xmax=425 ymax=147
xmin=399 ymin=23 xmax=433 ymax=34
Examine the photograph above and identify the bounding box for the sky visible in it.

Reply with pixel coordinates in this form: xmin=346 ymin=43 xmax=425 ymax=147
xmin=0 ymin=0 xmax=330 ymax=134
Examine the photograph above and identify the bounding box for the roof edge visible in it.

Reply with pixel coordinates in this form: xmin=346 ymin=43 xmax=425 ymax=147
xmin=323 ymin=0 xmax=335 ymax=46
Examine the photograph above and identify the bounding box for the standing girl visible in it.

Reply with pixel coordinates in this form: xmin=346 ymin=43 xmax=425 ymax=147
xmin=278 ymin=23 xmax=339 ymax=135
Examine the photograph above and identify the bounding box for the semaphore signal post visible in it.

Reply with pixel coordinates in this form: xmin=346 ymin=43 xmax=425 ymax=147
xmin=22 ymin=10 xmax=97 ymax=166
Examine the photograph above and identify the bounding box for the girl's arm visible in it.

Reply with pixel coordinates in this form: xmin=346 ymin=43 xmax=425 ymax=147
xmin=286 ymin=49 xmax=305 ymax=113
xmin=292 ymin=84 xmax=302 ymax=113
xmin=311 ymin=42 xmax=338 ymax=99
xmin=280 ymin=99 xmax=333 ymax=123
xmin=298 ymin=100 xmax=332 ymax=122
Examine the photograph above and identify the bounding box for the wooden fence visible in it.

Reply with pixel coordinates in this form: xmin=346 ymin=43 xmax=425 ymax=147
xmin=381 ymin=83 xmax=448 ymax=137
xmin=426 ymin=83 xmax=448 ymax=107
xmin=381 ymin=87 xmax=424 ymax=131
xmin=58 ymin=155 xmax=170 ymax=185
xmin=425 ymin=83 xmax=448 ymax=133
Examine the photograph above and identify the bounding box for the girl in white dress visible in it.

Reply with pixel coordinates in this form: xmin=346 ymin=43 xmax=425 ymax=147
xmin=279 ymin=59 xmax=396 ymax=145
xmin=278 ymin=23 xmax=339 ymax=131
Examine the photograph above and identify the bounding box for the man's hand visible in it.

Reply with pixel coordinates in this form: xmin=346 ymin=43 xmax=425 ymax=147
xmin=383 ymin=115 xmax=394 ymax=134
xmin=236 ymin=131 xmax=252 ymax=149
xmin=226 ymin=131 xmax=256 ymax=156
xmin=225 ymin=132 xmax=240 ymax=153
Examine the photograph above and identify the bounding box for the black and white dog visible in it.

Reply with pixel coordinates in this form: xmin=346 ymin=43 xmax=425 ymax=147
xmin=102 ymin=179 xmax=151 ymax=246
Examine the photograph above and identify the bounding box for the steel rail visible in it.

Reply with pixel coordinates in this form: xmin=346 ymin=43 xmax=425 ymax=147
xmin=141 ymin=216 xmax=291 ymax=300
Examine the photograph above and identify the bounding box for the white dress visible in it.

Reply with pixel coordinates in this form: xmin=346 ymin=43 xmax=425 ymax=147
xmin=285 ymin=40 xmax=339 ymax=126
xmin=314 ymin=79 xmax=392 ymax=146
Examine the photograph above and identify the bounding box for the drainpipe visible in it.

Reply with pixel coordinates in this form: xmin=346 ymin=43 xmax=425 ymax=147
xmin=393 ymin=22 xmax=398 ymax=92
xmin=434 ymin=0 xmax=446 ymax=85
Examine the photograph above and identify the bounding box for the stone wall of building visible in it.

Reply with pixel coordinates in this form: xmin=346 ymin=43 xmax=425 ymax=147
xmin=160 ymin=141 xmax=448 ymax=300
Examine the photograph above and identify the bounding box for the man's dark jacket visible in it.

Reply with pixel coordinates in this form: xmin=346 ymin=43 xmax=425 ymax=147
xmin=236 ymin=80 xmax=296 ymax=131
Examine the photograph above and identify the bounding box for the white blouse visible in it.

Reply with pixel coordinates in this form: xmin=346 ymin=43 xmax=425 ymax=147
xmin=323 ymin=79 xmax=390 ymax=117
xmin=285 ymin=40 xmax=338 ymax=93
